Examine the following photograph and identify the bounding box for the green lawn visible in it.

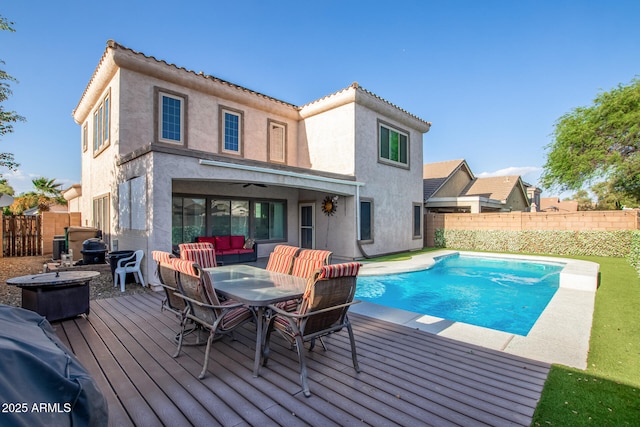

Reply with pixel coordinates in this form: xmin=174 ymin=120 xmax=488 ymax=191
xmin=531 ymin=255 xmax=640 ymax=426
xmin=366 ymin=250 xmax=640 ymax=425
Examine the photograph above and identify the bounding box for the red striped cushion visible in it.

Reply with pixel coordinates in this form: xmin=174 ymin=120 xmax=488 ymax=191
xmin=273 ymin=245 xmax=300 ymax=256
xmin=266 ymin=253 xmax=294 ymax=274
xmin=179 ymin=242 xmax=214 ymax=251
xmin=171 ymin=258 xmax=197 ymax=276
xmin=297 ymin=249 xmax=332 ymax=263
xmin=291 ymin=257 xmax=324 ymax=279
xmin=220 ymin=300 xmax=253 ymax=330
xmin=152 ymin=250 xmax=172 ymax=264
xmin=319 ymin=262 xmax=362 ymax=279
xmin=181 ymin=248 xmax=217 ymax=268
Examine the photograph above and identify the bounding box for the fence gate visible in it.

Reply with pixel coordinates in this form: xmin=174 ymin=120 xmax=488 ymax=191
xmin=2 ymin=215 xmax=42 ymax=257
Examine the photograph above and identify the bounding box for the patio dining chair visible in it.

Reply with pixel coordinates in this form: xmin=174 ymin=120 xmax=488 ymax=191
xmin=178 ymin=242 xmax=217 ymax=268
xmin=171 ymin=259 xmax=253 ymax=379
xmin=265 ymin=245 xmax=301 ymax=274
xmin=152 ymin=251 xmax=184 ymax=317
xmin=114 ymin=249 xmax=145 ymax=292
xmin=290 ymin=249 xmax=333 ymax=279
xmin=263 ymin=262 xmax=362 ymax=397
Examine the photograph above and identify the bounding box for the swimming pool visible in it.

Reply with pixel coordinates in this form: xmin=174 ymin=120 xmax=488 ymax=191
xmin=355 ymin=254 xmax=564 ymax=335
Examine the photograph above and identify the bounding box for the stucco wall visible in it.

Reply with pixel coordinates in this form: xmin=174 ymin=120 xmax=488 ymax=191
xmin=117 ymin=65 xmax=301 ymax=165
xmin=354 ymin=103 xmax=425 ymax=257
xmin=301 ymin=102 xmax=356 ymax=175
xmin=434 ymin=168 xmax=472 ymax=197
xmin=78 ymin=73 xmax=119 ymax=235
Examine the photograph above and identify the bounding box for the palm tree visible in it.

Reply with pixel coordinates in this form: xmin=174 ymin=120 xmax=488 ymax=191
xmin=9 ymin=177 xmax=66 ymax=214
xmin=31 ymin=177 xmax=66 ymax=212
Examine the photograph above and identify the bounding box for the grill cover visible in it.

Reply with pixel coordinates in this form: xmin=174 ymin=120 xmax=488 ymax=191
xmin=0 ymin=305 xmax=108 ymax=426
xmin=82 ymin=238 xmax=107 ymax=252
xmin=81 ymin=238 xmax=108 ymax=264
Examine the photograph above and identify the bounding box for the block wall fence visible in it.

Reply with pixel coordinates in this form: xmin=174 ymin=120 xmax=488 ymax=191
xmin=424 ymin=210 xmax=640 ymax=248
xmin=41 ymin=212 xmax=82 ymax=256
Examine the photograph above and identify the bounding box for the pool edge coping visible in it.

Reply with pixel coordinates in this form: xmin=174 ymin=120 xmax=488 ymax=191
xmin=352 ymin=250 xmax=598 ymax=369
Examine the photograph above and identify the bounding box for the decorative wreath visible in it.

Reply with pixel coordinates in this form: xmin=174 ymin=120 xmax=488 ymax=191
xmin=321 ymin=195 xmax=338 ymax=216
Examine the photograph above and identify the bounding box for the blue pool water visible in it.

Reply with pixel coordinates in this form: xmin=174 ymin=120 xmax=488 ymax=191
xmin=355 ymin=254 xmax=563 ymax=336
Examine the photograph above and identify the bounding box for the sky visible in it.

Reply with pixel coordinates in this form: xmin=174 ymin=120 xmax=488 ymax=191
xmin=1 ymin=1 xmax=639 ymax=197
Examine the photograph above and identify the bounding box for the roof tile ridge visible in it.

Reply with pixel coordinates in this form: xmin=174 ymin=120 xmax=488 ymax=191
xmin=109 ymin=40 xmax=299 ymax=109
xmin=355 ymin=83 xmax=432 ymax=126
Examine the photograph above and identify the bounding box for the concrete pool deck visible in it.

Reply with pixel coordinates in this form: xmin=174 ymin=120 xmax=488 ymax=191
xmin=352 ymin=250 xmax=599 ymax=369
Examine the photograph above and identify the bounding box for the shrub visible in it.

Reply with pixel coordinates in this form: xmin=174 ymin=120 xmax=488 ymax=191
xmin=436 ymin=229 xmax=635 ymax=258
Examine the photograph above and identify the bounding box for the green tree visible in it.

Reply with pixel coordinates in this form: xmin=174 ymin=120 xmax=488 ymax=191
xmin=0 ymin=177 xmax=14 ymax=196
xmin=0 ymin=15 xmax=23 ymax=174
xmin=9 ymin=177 xmax=66 ymax=214
xmin=541 ymin=77 xmax=640 ymax=199
xmin=592 ymin=180 xmax=640 ymax=210
xmin=570 ymin=189 xmax=594 ymax=211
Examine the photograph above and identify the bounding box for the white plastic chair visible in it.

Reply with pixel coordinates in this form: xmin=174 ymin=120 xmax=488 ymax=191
xmin=114 ymin=250 xmax=145 ymax=292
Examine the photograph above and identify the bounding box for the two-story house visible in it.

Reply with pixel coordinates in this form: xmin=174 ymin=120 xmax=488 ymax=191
xmin=71 ymin=41 xmax=431 ymax=280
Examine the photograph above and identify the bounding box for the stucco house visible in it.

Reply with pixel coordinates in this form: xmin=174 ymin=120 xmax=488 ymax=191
xmin=423 ymin=159 xmax=530 ymax=213
xmin=539 ymin=197 xmax=578 ymax=212
xmin=70 ymin=40 xmax=431 ymax=281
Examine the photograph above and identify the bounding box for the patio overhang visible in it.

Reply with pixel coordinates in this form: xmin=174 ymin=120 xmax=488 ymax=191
xmin=198 ymin=158 xmax=365 ymax=195
xmin=425 ymin=196 xmax=506 ymax=213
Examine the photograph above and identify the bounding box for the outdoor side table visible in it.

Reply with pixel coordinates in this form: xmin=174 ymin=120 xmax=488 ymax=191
xmin=7 ymin=271 xmax=100 ymax=322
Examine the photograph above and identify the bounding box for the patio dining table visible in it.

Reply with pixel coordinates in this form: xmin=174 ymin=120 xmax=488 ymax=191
xmin=204 ymin=265 xmax=307 ymax=376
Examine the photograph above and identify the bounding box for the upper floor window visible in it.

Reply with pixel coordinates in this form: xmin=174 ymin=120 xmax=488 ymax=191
xmin=378 ymin=121 xmax=409 ymax=167
xmin=268 ymin=120 xmax=286 ymax=163
xmin=220 ymin=106 xmax=243 ymax=155
xmin=158 ymin=90 xmax=185 ymax=144
xmin=93 ymin=92 xmax=110 ymax=155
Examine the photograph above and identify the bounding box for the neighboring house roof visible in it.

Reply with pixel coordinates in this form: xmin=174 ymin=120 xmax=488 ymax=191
xmin=23 ymin=203 xmax=68 ymax=216
xmin=423 ymin=159 xmax=530 ymax=212
xmin=422 ymin=159 xmax=473 ymax=200
xmin=461 ymin=175 xmax=523 ymax=202
xmin=540 ymin=197 xmax=579 ymax=212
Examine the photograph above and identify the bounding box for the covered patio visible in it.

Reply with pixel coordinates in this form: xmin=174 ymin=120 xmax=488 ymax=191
xmin=55 ymin=292 xmax=549 ymax=426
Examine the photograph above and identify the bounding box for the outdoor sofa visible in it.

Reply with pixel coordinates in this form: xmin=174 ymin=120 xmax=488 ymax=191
xmin=196 ymin=235 xmax=257 ymax=265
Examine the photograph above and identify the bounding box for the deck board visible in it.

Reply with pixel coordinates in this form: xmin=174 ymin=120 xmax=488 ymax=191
xmin=54 ymin=292 xmax=550 ymax=426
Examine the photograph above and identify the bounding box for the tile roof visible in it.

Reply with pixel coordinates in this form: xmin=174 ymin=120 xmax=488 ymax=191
xmin=76 ymin=40 xmax=431 ymax=128
xmin=423 ymin=159 xmax=467 ymax=179
xmin=422 ymin=159 xmax=471 ymax=200
xmin=461 ymin=175 xmax=522 ymax=201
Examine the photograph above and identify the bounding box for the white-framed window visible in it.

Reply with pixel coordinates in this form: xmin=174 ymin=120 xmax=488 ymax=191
xmin=157 ymin=90 xmax=185 ymax=144
xmin=92 ymin=194 xmax=110 ymax=246
xmin=378 ymin=120 xmax=409 ymax=167
xmin=220 ymin=106 xmax=243 ymax=155
xmin=268 ymin=120 xmax=286 ymax=163
xmin=93 ymin=91 xmax=110 ymax=155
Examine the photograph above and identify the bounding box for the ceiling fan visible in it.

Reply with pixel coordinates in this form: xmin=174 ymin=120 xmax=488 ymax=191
xmin=232 ymin=183 xmax=267 ymax=188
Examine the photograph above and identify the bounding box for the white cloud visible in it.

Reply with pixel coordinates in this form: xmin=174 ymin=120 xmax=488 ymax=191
xmin=477 ymin=166 xmax=541 ymax=178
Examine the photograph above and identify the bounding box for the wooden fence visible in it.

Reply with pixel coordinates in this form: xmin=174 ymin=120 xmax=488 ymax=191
xmin=2 ymin=215 xmax=42 ymax=257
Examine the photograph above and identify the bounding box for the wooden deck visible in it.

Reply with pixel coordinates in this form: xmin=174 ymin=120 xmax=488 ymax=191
xmin=54 ymin=292 xmax=550 ymax=426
